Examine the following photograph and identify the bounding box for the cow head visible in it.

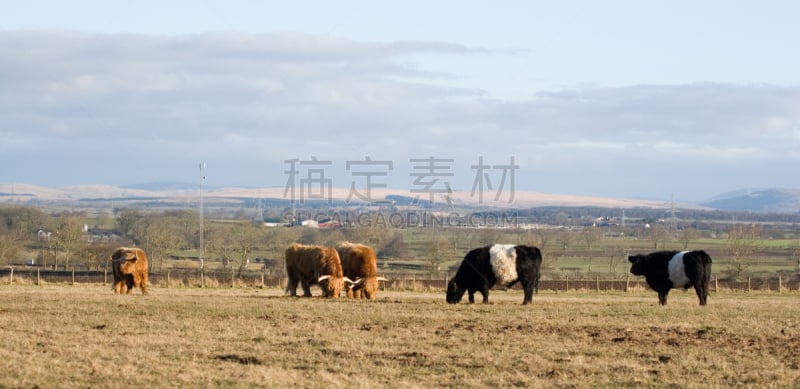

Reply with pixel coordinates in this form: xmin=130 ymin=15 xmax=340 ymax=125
xmin=318 ymin=275 xmax=356 ymax=298
xmin=445 ymin=279 xmax=466 ymax=304
xmin=628 ymin=254 xmax=647 ymax=276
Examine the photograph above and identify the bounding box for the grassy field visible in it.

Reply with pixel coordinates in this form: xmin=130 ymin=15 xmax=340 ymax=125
xmin=1 ymin=285 xmax=799 ymax=388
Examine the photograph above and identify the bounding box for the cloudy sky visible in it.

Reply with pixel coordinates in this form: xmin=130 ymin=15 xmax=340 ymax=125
xmin=1 ymin=1 xmax=798 ymax=202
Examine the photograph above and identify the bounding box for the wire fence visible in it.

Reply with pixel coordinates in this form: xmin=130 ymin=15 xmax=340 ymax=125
xmin=2 ymin=267 xmax=799 ymax=292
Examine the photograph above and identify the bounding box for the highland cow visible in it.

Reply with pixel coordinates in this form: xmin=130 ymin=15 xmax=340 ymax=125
xmin=446 ymin=244 xmax=542 ymax=305
xmin=628 ymin=250 xmax=712 ymax=306
xmin=285 ymin=243 xmax=354 ymax=298
xmin=109 ymin=247 xmax=149 ymax=295
xmin=335 ymin=242 xmax=388 ymax=300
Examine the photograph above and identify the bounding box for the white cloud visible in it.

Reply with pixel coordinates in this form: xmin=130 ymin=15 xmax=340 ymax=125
xmin=1 ymin=30 xmax=799 ymax=200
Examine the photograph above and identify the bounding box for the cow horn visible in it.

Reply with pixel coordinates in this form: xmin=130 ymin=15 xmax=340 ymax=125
xmin=318 ymin=275 xmax=331 ymax=282
xmin=343 ymin=276 xmax=355 ymax=285
xmin=377 ymin=277 xmax=389 ymax=282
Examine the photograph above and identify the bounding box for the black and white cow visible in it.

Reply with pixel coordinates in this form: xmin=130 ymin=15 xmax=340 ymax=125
xmin=446 ymin=244 xmax=542 ymax=305
xmin=628 ymin=250 xmax=712 ymax=306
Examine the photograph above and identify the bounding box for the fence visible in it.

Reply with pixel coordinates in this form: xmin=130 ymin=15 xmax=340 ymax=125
xmin=2 ymin=267 xmax=799 ymax=292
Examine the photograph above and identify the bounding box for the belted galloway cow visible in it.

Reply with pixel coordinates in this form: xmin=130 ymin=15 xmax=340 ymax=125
xmin=446 ymin=244 xmax=542 ymax=305
xmin=628 ymin=250 xmax=712 ymax=305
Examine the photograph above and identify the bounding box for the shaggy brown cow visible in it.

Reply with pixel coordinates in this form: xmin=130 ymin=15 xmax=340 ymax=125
xmin=335 ymin=242 xmax=388 ymax=300
xmin=285 ymin=243 xmax=353 ymax=298
xmin=109 ymin=247 xmax=149 ymax=295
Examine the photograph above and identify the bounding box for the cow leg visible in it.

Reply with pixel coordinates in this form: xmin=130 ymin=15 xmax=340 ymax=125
xmin=128 ymin=274 xmax=138 ymax=294
xmin=467 ymin=291 xmax=475 ymax=304
xmin=658 ymin=292 xmax=668 ymax=305
xmin=140 ymin=273 xmax=148 ymax=295
xmin=286 ymin=276 xmax=299 ymax=296
xmin=480 ymin=290 xmax=489 ymax=304
xmin=522 ymin=286 xmax=534 ymax=305
xmin=694 ymin=283 xmax=708 ymax=306
xmin=301 ymin=281 xmax=312 ymax=297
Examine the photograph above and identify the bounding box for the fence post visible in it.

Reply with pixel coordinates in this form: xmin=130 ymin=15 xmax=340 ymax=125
xmin=747 ymin=277 xmax=751 ymax=292
xmin=37 ymin=268 xmax=41 ymax=286
xmin=8 ymin=266 xmax=12 ymax=286
xmin=261 ymin=270 xmax=265 ymax=287
xmin=72 ymin=267 xmax=76 ymax=285
xmin=714 ymin=274 xmax=718 ymax=292
xmin=596 ymin=276 xmax=600 ymax=292
xmin=104 ymin=268 xmax=107 ymax=285
xmin=779 ymin=275 xmax=783 ymax=293
xmin=231 ymin=271 xmax=235 ymax=288
xmin=565 ymin=275 xmax=569 ymax=291
xmin=625 ymin=274 xmax=629 ymax=292
xmin=167 ymin=271 xmax=171 ymax=287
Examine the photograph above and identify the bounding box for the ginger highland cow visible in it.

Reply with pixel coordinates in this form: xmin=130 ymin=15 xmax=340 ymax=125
xmin=110 ymin=247 xmax=149 ymax=295
xmin=335 ymin=242 xmax=388 ymax=300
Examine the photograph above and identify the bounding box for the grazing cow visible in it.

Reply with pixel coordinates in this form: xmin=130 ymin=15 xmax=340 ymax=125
xmin=628 ymin=250 xmax=712 ymax=306
xmin=285 ymin=243 xmax=354 ymax=298
xmin=446 ymin=244 xmax=542 ymax=305
xmin=109 ymin=247 xmax=149 ymax=295
xmin=335 ymin=242 xmax=388 ymax=300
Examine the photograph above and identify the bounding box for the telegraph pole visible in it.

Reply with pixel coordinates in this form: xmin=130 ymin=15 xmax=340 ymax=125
xmin=199 ymin=162 xmax=206 ymax=274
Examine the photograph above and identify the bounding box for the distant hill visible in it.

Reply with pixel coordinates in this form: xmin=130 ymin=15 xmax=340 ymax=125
xmin=122 ymin=182 xmax=198 ymax=191
xmin=0 ymin=182 xmax=678 ymax=210
xmin=702 ymin=189 xmax=800 ymax=213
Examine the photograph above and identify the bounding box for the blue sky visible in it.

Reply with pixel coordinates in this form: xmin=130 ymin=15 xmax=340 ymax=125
xmin=1 ymin=1 xmax=799 ymax=202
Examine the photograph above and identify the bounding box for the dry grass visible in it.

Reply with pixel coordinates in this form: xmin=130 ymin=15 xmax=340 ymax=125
xmin=1 ymin=285 xmax=799 ymax=388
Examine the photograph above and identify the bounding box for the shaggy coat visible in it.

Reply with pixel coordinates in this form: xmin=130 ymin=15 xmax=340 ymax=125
xmin=628 ymin=250 xmax=713 ymax=305
xmin=109 ymin=247 xmax=149 ymax=295
xmin=446 ymin=244 xmax=542 ymax=305
xmin=335 ymin=242 xmax=387 ymax=300
xmin=285 ymin=243 xmax=351 ymax=298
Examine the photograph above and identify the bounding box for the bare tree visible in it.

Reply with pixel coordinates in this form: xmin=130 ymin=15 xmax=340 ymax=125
xmin=726 ymin=224 xmax=762 ymax=281
xmin=580 ymin=228 xmax=603 ymax=250
xmin=0 ymin=223 xmax=23 ymax=266
xmin=131 ymin=215 xmax=187 ymax=273
xmin=556 ymin=231 xmax=573 ymax=252
xmin=677 ymin=227 xmax=701 ymax=250
xmin=580 ymin=229 xmax=603 ymax=273
xmin=114 ymin=208 xmax=143 ymax=239
xmin=81 ymin=242 xmax=118 ymax=270
xmin=55 ymin=216 xmax=85 ymax=269
xmin=0 ymin=206 xmax=48 ymax=235
xmin=380 ymin=230 xmax=408 ymax=259
xmin=646 ymin=224 xmax=671 ymax=250
xmin=790 ymin=241 xmax=800 ymax=280
xmin=425 ymin=236 xmax=454 ymax=278
xmin=205 ymin=223 xmax=235 ymax=270
xmin=229 ymin=224 xmax=262 ymax=275
xmin=607 ymin=242 xmax=629 ymax=275
xmin=345 ymin=215 xmax=393 ymax=248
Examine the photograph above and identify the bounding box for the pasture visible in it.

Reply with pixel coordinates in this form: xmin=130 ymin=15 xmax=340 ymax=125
xmin=1 ymin=285 xmax=799 ymax=388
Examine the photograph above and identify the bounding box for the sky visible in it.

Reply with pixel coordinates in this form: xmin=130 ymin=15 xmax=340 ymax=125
xmin=1 ymin=1 xmax=799 ymax=202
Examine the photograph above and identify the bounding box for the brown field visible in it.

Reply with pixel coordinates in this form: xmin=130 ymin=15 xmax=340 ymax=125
xmin=1 ymin=285 xmax=799 ymax=388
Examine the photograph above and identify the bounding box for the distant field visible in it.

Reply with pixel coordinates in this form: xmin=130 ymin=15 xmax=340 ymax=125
xmin=1 ymin=285 xmax=798 ymax=388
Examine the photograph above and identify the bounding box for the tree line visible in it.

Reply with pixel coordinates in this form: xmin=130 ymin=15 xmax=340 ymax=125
xmin=2 ymin=205 xmax=799 ymax=281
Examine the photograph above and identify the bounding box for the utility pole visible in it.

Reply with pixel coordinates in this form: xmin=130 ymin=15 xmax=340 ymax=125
xmin=199 ymin=162 xmax=206 ymax=273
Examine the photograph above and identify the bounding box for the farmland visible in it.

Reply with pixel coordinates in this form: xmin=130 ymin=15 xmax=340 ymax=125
xmin=1 ymin=285 xmax=799 ymax=388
